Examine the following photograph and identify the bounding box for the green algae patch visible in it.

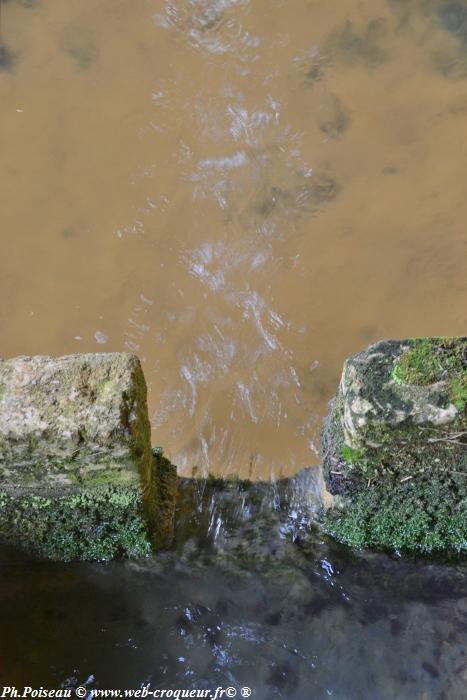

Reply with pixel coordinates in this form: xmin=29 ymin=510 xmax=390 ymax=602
xmin=321 ymin=337 xmax=467 ymax=555
xmin=340 ymin=444 xmax=365 ymax=465
xmin=0 ymin=485 xmax=151 ymax=561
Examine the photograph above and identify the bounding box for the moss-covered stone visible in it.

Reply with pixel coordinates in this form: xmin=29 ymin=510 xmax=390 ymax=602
xmin=0 ymin=484 xmax=151 ymax=560
xmin=323 ymin=473 xmax=466 ymax=555
xmin=392 ymin=337 xmax=466 ymax=401
xmin=0 ymin=353 xmax=153 ymax=489
xmin=321 ymin=337 xmax=467 ymax=555
xmin=0 ymin=353 xmax=177 ymax=560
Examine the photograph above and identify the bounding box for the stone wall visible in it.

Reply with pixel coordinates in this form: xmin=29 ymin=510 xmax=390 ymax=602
xmin=321 ymin=337 xmax=466 ymax=554
xmin=0 ymin=353 xmax=176 ymax=560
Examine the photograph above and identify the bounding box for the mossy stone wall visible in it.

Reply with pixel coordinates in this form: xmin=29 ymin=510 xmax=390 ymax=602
xmin=0 ymin=353 xmax=176 ymax=560
xmin=321 ymin=337 xmax=467 ymax=555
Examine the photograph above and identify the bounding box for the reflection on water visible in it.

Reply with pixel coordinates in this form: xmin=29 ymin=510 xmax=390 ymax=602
xmin=1 ymin=0 xmax=466 ymax=476
xmin=1 ymin=477 xmax=466 ymax=698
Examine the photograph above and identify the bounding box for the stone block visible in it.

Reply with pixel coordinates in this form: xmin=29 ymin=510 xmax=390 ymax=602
xmin=0 ymin=353 xmax=176 ymax=560
xmin=321 ymin=337 xmax=466 ymax=554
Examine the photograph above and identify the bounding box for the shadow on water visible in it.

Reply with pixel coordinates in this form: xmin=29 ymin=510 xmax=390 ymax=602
xmin=438 ymin=0 xmax=467 ymax=42
xmin=318 ymin=95 xmax=350 ymax=140
xmin=0 ymin=0 xmax=12 ymax=72
xmin=326 ymin=18 xmax=391 ymax=69
xmin=388 ymin=0 xmax=467 ymax=77
xmin=303 ymin=15 xmax=391 ymax=84
xmin=60 ymin=23 xmax=98 ymax=71
xmin=1 ymin=475 xmax=466 ymax=699
xmin=312 ymin=1 xmax=467 ymax=80
xmin=433 ymin=0 xmax=467 ymax=75
xmin=0 ymin=41 xmax=14 ymax=71
xmin=0 ymin=0 xmax=37 ymax=72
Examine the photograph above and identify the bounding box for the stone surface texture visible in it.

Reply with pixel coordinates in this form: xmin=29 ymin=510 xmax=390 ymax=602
xmin=0 ymin=353 xmax=152 ymax=490
xmin=0 ymin=353 xmax=176 ymax=560
xmin=321 ymin=337 xmax=467 ymax=554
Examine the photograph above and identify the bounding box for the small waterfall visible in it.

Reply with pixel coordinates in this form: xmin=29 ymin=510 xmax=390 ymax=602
xmin=171 ymin=467 xmax=325 ymax=567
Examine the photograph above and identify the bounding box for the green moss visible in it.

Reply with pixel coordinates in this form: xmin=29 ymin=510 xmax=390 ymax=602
xmin=148 ymin=451 xmax=177 ymax=549
xmin=206 ymin=472 xmax=227 ymax=488
xmin=202 ymin=472 xmax=253 ymax=489
xmin=322 ymin=336 xmax=466 ymax=555
xmin=325 ymin=404 xmax=466 ymax=555
xmin=392 ymin=338 xmax=441 ymax=385
xmin=0 ymin=485 xmax=151 ymax=561
xmin=448 ymin=372 xmax=467 ymax=412
xmin=340 ymin=444 xmax=366 ymax=465
xmin=0 ymin=452 xmax=140 ymax=489
xmin=392 ymin=337 xmax=465 ymax=396
xmin=322 ymin=472 xmax=466 ymax=554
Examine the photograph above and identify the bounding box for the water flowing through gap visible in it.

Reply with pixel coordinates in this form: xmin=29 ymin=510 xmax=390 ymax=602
xmin=0 ymin=0 xmax=466 ymax=696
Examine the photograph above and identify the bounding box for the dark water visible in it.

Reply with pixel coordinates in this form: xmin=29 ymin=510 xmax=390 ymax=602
xmin=2 ymin=476 xmax=466 ymax=699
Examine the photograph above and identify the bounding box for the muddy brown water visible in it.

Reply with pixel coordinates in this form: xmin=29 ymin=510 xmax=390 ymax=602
xmin=1 ymin=0 xmax=466 ymax=479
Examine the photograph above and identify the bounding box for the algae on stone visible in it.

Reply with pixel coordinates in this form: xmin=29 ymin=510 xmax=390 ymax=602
xmin=149 ymin=448 xmax=178 ymax=550
xmin=0 ymin=353 xmax=176 ymax=560
xmin=321 ymin=337 xmax=467 ymax=555
xmin=0 ymin=353 xmax=153 ymax=490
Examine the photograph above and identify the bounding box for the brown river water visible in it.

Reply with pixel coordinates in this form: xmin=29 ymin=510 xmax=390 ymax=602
xmin=1 ymin=0 xmax=466 ymax=478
